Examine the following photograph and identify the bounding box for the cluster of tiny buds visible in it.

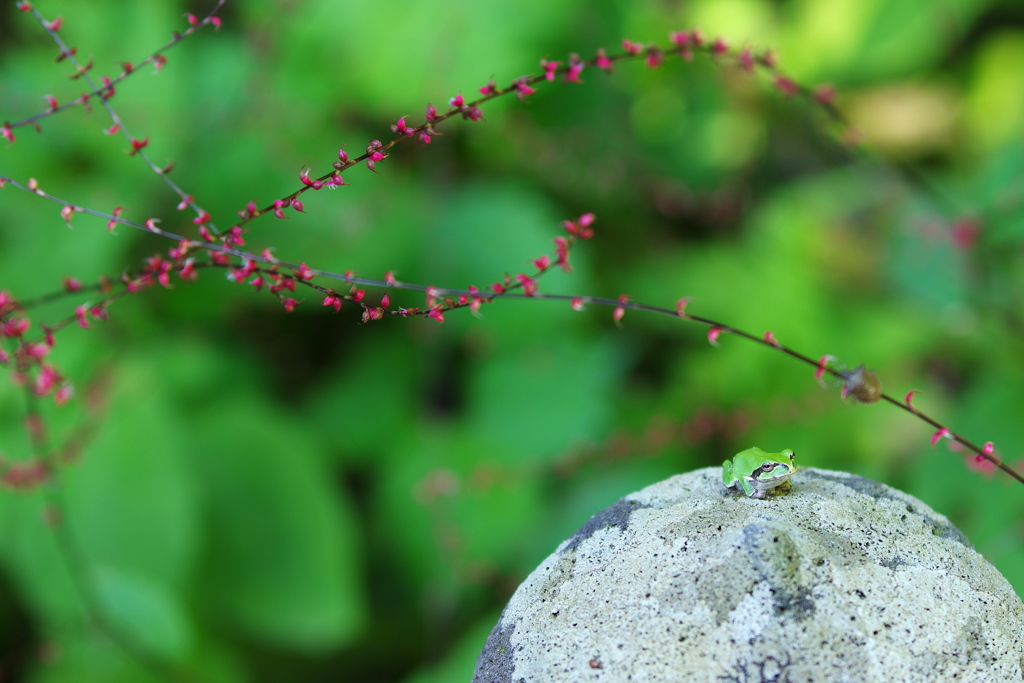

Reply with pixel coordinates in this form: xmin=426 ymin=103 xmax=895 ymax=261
xmin=4 ymin=13 xmax=1013 ymax=483
xmin=0 ymin=456 xmax=48 ymax=491
xmin=3 ymin=4 xmax=222 ymax=146
xmin=223 ymin=28 xmax=844 ymax=239
xmin=0 ymin=291 xmax=72 ymax=405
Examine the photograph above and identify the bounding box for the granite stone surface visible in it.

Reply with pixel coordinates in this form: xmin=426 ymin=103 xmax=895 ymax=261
xmin=474 ymin=467 xmax=1024 ymax=682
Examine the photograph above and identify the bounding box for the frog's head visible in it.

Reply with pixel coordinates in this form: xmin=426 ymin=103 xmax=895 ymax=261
xmin=750 ymin=449 xmax=796 ymax=487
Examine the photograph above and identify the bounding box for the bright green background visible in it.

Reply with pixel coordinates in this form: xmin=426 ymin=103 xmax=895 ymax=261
xmin=2 ymin=0 xmax=1023 ymax=680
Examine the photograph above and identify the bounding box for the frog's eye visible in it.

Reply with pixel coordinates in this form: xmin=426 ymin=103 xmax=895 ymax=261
xmin=760 ymin=462 xmax=776 ymax=472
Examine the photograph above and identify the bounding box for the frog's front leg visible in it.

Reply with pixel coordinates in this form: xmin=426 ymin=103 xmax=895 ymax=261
xmin=740 ymin=477 xmax=755 ymax=497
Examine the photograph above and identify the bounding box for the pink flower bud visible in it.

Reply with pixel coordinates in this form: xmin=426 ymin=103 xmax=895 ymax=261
xmin=554 ymin=236 xmax=571 ymax=272
xmin=930 ymin=428 xmax=950 ymax=446
xmin=24 ymin=342 xmax=49 ymax=359
xmin=515 ymin=274 xmax=537 ymax=296
xmin=449 ymin=93 xmax=465 ymax=108
xmin=100 ymin=76 xmax=115 ymax=99
xmin=227 ymin=226 xmax=245 ymax=246
xmin=54 ymin=383 xmax=73 ymax=406
xmin=952 ymin=219 xmax=979 ymax=250
xmin=738 ymin=48 xmax=754 ymax=72
xmin=595 ymin=48 xmax=613 ymax=72
xmin=0 ymin=316 xmax=29 ymax=338
xmin=128 ymin=137 xmax=148 ymax=155
xmin=565 ymin=56 xmax=584 ymax=83
xmin=764 ymin=330 xmax=779 ymax=347
xmin=425 ymin=104 xmax=437 ymax=121
xmin=399 ymin=116 xmax=416 ymax=136
xmin=774 ymin=76 xmax=798 ymax=97
xmin=428 ymin=307 xmax=445 ymax=323
xmin=708 ymin=326 xmax=723 ymax=346
xmin=480 ymin=78 xmax=498 ymax=95
xmin=813 ymin=356 xmax=830 ymax=381
xmin=282 ymin=298 xmax=300 ymax=312
xmin=670 ymin=31 xmax=690 ymax=46
xmin=180 ymin=259 xmax=197 ymax=281
xmin=35 ymin=365 xmax=59 ymax=396
xmin=0 ymin=124 xmax=13 ymax=145
xmin=676 ymin=298 xmax=689 ymax=317
xmin=105 ymin=206 xmax=123 ymax=232
xmin=571 ymin=297 xmax=585 ymax=311
xmin=813 ymin=84 xmax=836 ymax=105
xmin=541 ymin=58 xmax=560 ymax=81
xmin=513 ymin=78 xmax=536 ymax=101
xmin=322 ymin=295 xmax=342 ymax=312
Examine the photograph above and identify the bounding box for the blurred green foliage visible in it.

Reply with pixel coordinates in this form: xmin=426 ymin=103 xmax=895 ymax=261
xmin=1 ymin=0 xmax=1023 ymax=680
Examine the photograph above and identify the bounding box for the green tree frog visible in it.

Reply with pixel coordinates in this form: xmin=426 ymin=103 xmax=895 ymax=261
xmin=722 ymin=447 xmax=797 ymax=499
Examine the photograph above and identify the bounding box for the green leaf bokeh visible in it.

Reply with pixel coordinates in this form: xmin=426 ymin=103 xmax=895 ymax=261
xmin=2 ymin=0 xmax=1023 ymax=680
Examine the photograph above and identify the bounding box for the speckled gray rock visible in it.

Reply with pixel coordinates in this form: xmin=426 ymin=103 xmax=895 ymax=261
xmin=474 ymin=467 xmax=1024 ymax=682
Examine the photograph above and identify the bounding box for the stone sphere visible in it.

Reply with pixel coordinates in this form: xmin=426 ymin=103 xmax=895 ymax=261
xmin=474 ymin=467 xmax=1024 ymax=682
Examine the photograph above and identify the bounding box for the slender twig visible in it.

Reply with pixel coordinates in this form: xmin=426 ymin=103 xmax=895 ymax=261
xmin=18 ymin=1 xmax=226 ymax=234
